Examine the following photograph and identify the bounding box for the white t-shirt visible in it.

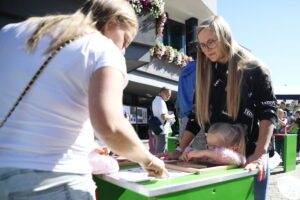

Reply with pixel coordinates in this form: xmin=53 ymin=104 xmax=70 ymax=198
xmin=152 ymin=96 xmax=168 ymax=123
xmin=152 ymin=96 xmax=171 ymax=134
xmin=0 ymin=21 xmax=127 ymax=174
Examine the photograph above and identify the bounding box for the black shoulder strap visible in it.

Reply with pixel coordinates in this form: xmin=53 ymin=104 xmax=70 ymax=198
xmin=149 ymin=97 xmax=155 ymax=117
xmin=0 ymin=35 xmax=84 ymax=128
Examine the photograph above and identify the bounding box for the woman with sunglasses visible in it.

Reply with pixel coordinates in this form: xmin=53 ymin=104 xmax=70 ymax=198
xmin=158 ymin=16 xmax=277 ymax=200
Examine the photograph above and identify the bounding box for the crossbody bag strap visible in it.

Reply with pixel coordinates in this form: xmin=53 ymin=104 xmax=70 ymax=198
xmin=0 ymin=36 xmax=83 ymax=128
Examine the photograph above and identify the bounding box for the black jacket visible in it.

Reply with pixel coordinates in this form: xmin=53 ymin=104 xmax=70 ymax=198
xmin=186 ymin=62 xmax=277 ymax=157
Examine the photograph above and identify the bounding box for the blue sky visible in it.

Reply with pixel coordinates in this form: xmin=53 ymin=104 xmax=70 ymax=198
xmin=217 ymin=0 xmax=299 ymax=86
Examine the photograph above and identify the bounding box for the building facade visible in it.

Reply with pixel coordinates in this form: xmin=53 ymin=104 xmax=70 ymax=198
xmin=0 ymin=0 xmax=217 ymax=138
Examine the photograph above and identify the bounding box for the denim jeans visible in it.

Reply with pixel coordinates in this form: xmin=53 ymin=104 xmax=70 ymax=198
xmin=0 ymin=168 xmax=96 ymax=200
xmin=154 ymin=133 xmax=167 ymax=154
xmin=275 ymin=138 xmax=284 ymax=160
xmin=179 ymin=116 xmax=189 ymax=142
xmin=254 ymin=156 xmax=270 ymax=200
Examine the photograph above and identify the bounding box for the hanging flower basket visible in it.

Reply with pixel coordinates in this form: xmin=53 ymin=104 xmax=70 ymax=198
xmin=128 ymin=0 xmax=194 ymax=68
xmin=150 ymin=41 xmax=194 ymax=68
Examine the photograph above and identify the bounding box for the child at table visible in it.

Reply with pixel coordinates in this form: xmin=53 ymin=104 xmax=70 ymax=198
xmin=274 ymin=108 xmax=288 ymax=159
xmin=183 ymin=123 xmax=246 ymax=167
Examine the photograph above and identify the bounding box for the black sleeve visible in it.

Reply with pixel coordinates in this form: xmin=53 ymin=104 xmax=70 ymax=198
xmin=252 ymin=66 xmax=277 ymax=124
xmin=185 ymin=112 xmax=201 ymax=135
xmin=296 ymin=118 xmax=300 ymax=126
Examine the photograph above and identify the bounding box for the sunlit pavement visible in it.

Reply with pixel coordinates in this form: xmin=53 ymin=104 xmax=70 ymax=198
xmin=268 ymin=155 xmax=300 ymax=200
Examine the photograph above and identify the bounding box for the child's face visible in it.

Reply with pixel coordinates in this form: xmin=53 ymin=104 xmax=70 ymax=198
xmin=277 ymin=111 xmax=284 ymax=118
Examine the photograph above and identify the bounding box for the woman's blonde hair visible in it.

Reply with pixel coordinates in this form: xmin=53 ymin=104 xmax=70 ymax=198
xmin=208 ymin=123 xmax=246 ymax=156
xmin=195 ymin=15 xmax=259 ymax=126
xmin=26 ymin=0 xmax=138 ymax=53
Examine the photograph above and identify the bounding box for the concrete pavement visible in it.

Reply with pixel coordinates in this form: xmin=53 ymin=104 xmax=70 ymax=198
xmin=267 ymin=155 xmax=300 ymax=200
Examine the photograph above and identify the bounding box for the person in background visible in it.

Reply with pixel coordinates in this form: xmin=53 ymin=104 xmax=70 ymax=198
xmin=158 ymin=16 xmax=277 ymax=200
xmin=279 ymin=101 xmax=290 ymax=117
xmin=152 ymin=87 xmax=175 ymax=154
xmin=177 ymin=60 xmax=207 ymax=151
xmin=274 ymin=109 xmax=288 ymax=160
xmin=288 ymin=110 xmax=300 ymax=155
xmin=177 ymin=60 xmax=196 ymax=141
xmin=289 ymin=110 xmax=300 ymax=133
xmin=0 ymin=0 xmax=167 ymax=199
xmin=148 ymin=129 xmax=157 ymax=154
xmin=183 ymin=123 xmax=246 ymax=167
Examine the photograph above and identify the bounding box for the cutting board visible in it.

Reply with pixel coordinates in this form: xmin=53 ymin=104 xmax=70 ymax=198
xmin=165 ymin=163 xmax=236 ymax=174
xmin=116 ymin=156 xmax=138 ymax=167
xmin=116 ymin=157 xmax=236 ymax=174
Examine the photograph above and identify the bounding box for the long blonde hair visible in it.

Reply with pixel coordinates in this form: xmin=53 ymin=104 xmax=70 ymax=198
xmin=208 ymin=123 xmax=246 ymax=156
xmin=26 ymin=0 xmax=138 ymax=54
xmin=195 ymin=16 xmax=258 ymax=126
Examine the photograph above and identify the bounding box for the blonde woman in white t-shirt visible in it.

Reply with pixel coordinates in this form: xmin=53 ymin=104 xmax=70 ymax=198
xmin=0 ymin=0 xmax=168 ymax=199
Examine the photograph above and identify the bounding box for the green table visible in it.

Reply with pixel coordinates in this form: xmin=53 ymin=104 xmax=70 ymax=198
xmin=275 ymin=134 xmax=297 ymax=172
xmin=278 ymin=134 xmax=298 ymax=172
xmin=167 ymin=136 xmax=178 ymax=152
xmin=94 ymin=166 xmax=257 ymax=200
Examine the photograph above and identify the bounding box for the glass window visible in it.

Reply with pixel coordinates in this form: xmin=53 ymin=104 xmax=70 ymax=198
xmin=163 ymin=19 xmax=186 ymax=53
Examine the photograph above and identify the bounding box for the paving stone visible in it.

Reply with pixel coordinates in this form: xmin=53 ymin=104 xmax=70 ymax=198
xmin=267 ymin=156 xmax=300 ymax=200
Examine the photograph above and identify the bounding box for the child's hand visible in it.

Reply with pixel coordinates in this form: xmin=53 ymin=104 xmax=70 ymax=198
xmin=181 ymin=147 xmax=193 ymax=161
xmin=94 ymin=146 xmax=110 ymax=155
xmin=184 ymin=150 xmax=205 ymax=162
xmin=156 ymin=151 xmax=181 ymax=160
